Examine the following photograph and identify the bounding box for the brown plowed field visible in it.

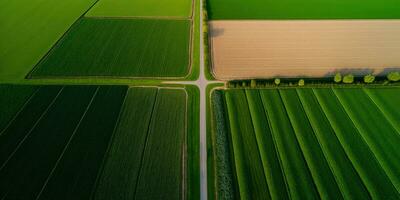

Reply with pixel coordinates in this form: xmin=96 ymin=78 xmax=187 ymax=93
xmin=209 ymin=20 xmax=400 ymax=79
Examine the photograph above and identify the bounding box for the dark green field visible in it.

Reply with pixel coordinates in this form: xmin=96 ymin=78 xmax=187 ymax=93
xmin=29 ymin=18 xmax=191 ymax=79
xmin=0 ymin=85 xmax=198 ymax=199
xmin=209 ymin=87 xmax=400 ymax=199
xmin=207 ymin=0 xmax=400 ymax=19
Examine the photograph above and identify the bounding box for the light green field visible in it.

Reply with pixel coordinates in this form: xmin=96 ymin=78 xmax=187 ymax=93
xmin=87 ymin=0 xmax=192 ymax=18
xmin=0 ymin=0 xmax=96 ymax=81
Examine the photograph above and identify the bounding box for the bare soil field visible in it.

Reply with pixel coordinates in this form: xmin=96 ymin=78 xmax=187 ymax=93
xmin=210 ymin=20 xmax=400 ymax=79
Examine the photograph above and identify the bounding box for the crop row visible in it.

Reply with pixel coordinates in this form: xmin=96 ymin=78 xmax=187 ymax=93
xmin=0 ymin=85 xmax=189 ymax=199
xmin=211 ymin=87 xmax=400 ymax=199
xmin=29 ymin=18 xmax=191 ymax=79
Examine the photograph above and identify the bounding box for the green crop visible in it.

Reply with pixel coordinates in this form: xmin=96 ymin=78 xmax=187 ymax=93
xmin=30 ymin=18 xmax=191 ymax=78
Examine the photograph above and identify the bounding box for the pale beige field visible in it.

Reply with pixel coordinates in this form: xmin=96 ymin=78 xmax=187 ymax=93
xmin=209 ymin=20 xmax=400 ymax=79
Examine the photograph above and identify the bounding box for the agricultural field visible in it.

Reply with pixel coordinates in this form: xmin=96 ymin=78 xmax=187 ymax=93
xmin=0 ymin=84 xmax=199 ymax=199
xmin=209 ymin=20 xmax=400 ymax=80
xmin=208 ymin=86 xmax=400 ymax=199
xmin=0 ymin=0 xmax=97 ymax=81
xmin=29 ymin=18 xmax=191 ymax=78
xmin=87 ymin=0 xmax=193 ymax=18
xmin=207 ymin=0 xmax=400 ymax=19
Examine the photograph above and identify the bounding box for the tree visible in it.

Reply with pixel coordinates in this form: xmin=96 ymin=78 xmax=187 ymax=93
xmin=363 ymin=74 xmax=375 ymax=83
xmin=334 ymin=73 xmax=342 ymax=83
xmin=274 ymin=78 xmax=280 ymax=85
xmin=298 ymin=79 xmax=305 ymax=86
xmin=387 ymin=72 xmax=400 ymax=82
xmin=343 ymin=74 xmax=354 ymax=84
xmin=250 ymin=79 xmax=257 ymax=88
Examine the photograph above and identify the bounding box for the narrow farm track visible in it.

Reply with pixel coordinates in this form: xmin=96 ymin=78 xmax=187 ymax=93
xmin=163 ymin=1 xmax=224 ymax=200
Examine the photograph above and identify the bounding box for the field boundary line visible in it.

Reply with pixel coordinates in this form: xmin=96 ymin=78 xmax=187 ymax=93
xmin=330 ymin=88 xmax=394 ymax=195
xmin=35 ymin=86 xmax=100 ymax=200
xmin=243 ymin=90 xmax=271 ymax=198
xmin=85 ymin=16 xmax=191 ymax=20
xmin=132 ymin=88 xmax=159 ymax=198
xmin=28 ymin=3 xmax=195 ymax=81
xmin=25 ymin=0 xmax=102 ymax=80
xmin=182 ymin=89 xmax=189 ymax=200
xmin=0 ymin=87 xmax=64 ymax=171
xmin=331 ymin=88 xmax=398 ymax=190
xmin=259 ymin=90 xmax=291 ymax=198
xmin=0 ymin=86 xmax=40 ymax=135
xmin=295 ymin=89 xmax=346 ymax=198
xmin=278 ymin=89 xmax=321 ymax=197
xmin=311 ymin=88 xmax=372 ymax=197
xmin=362 ymin=88 xmax=400 ymax=134
xmin=89 ymin=86 xmax=130 ymax=198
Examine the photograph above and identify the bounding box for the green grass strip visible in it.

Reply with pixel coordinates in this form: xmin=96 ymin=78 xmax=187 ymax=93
xmin=37 ymin=86 xmax=128 ymax=199
xmin=259 ymin=89 xmax=319 ymax=199
xmin=333 ymin=88 xmax=400 ymax=192
xmin=224 ymin=90 xmax=269 ymax=199
xmin=245 ymin=89 xmax=288 ymax=200
xmin=364 ymin=88 xmax=400 ymax=134
xmin=0 ymin=85 xmax=38 ymax=131
xmin=134 ymin=89 xmax=186 ymax=199
xmin=185 ymin=85 xmax=200 ymax=199
xmin=0 ymin=86 xmax=62 ymax=167
xmin=0 ymin=86 xmax=97 ymax=199
xmin=297 ymin=88 xmax=369 ymax=199
xmin=313 ymin=88 xmax=399 ymax=198
xmin=94 ymin=87 xmax=158 ymax=200
xmin=280 ymin=89 xmax=342 ymax=199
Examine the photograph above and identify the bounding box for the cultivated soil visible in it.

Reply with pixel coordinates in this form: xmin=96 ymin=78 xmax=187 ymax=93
xmin=210 ymin=20 xmax=400 ymax=79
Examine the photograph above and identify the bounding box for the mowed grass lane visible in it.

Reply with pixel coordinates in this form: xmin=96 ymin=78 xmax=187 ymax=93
xmin=207 ymin=0 xmax=400 ymax=19
xmin=333 ymin=88 xmax=400 ymax=191
xmin=280 ymin=89 xmax=342 ymax=199
xmin=313 ymin=88 xmax=398 ymax=198
xmin=87 ymin=0 xmax=192 ymax=18
xmin=364 ymin=88 xmax=400 ymax=134
xmin=225 ymin=90 xmax=269 ymax=199
xmin=245 ymin=90 xmax=288 ymax=200
xmin=212 ymin=87 xmax=400 ymax=199
xmin=30 ymin=18 xmax=191 ymax=78
xmin=0 ymin=0 xmax=96 ymax=80
xmin=260 ymin=89 xmax=319 ymax=199
xmin=297 ymin=89 xmax=369 ymax=199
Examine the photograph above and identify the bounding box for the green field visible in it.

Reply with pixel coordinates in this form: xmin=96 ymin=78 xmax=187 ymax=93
xmin=0 ymin=0 xmax=96 ymax=81
xmin=207 ymin=0 xmax=400 ymax=19
xmin=0 ymin=84 xmax=199 ymax=199
xmin=29 ymin=18 xmax=191 ymax=79
xmin=87 ymin=0 xmax=192 ymax=18
xmin=209 ymin=87 xmax=400 ymax=199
